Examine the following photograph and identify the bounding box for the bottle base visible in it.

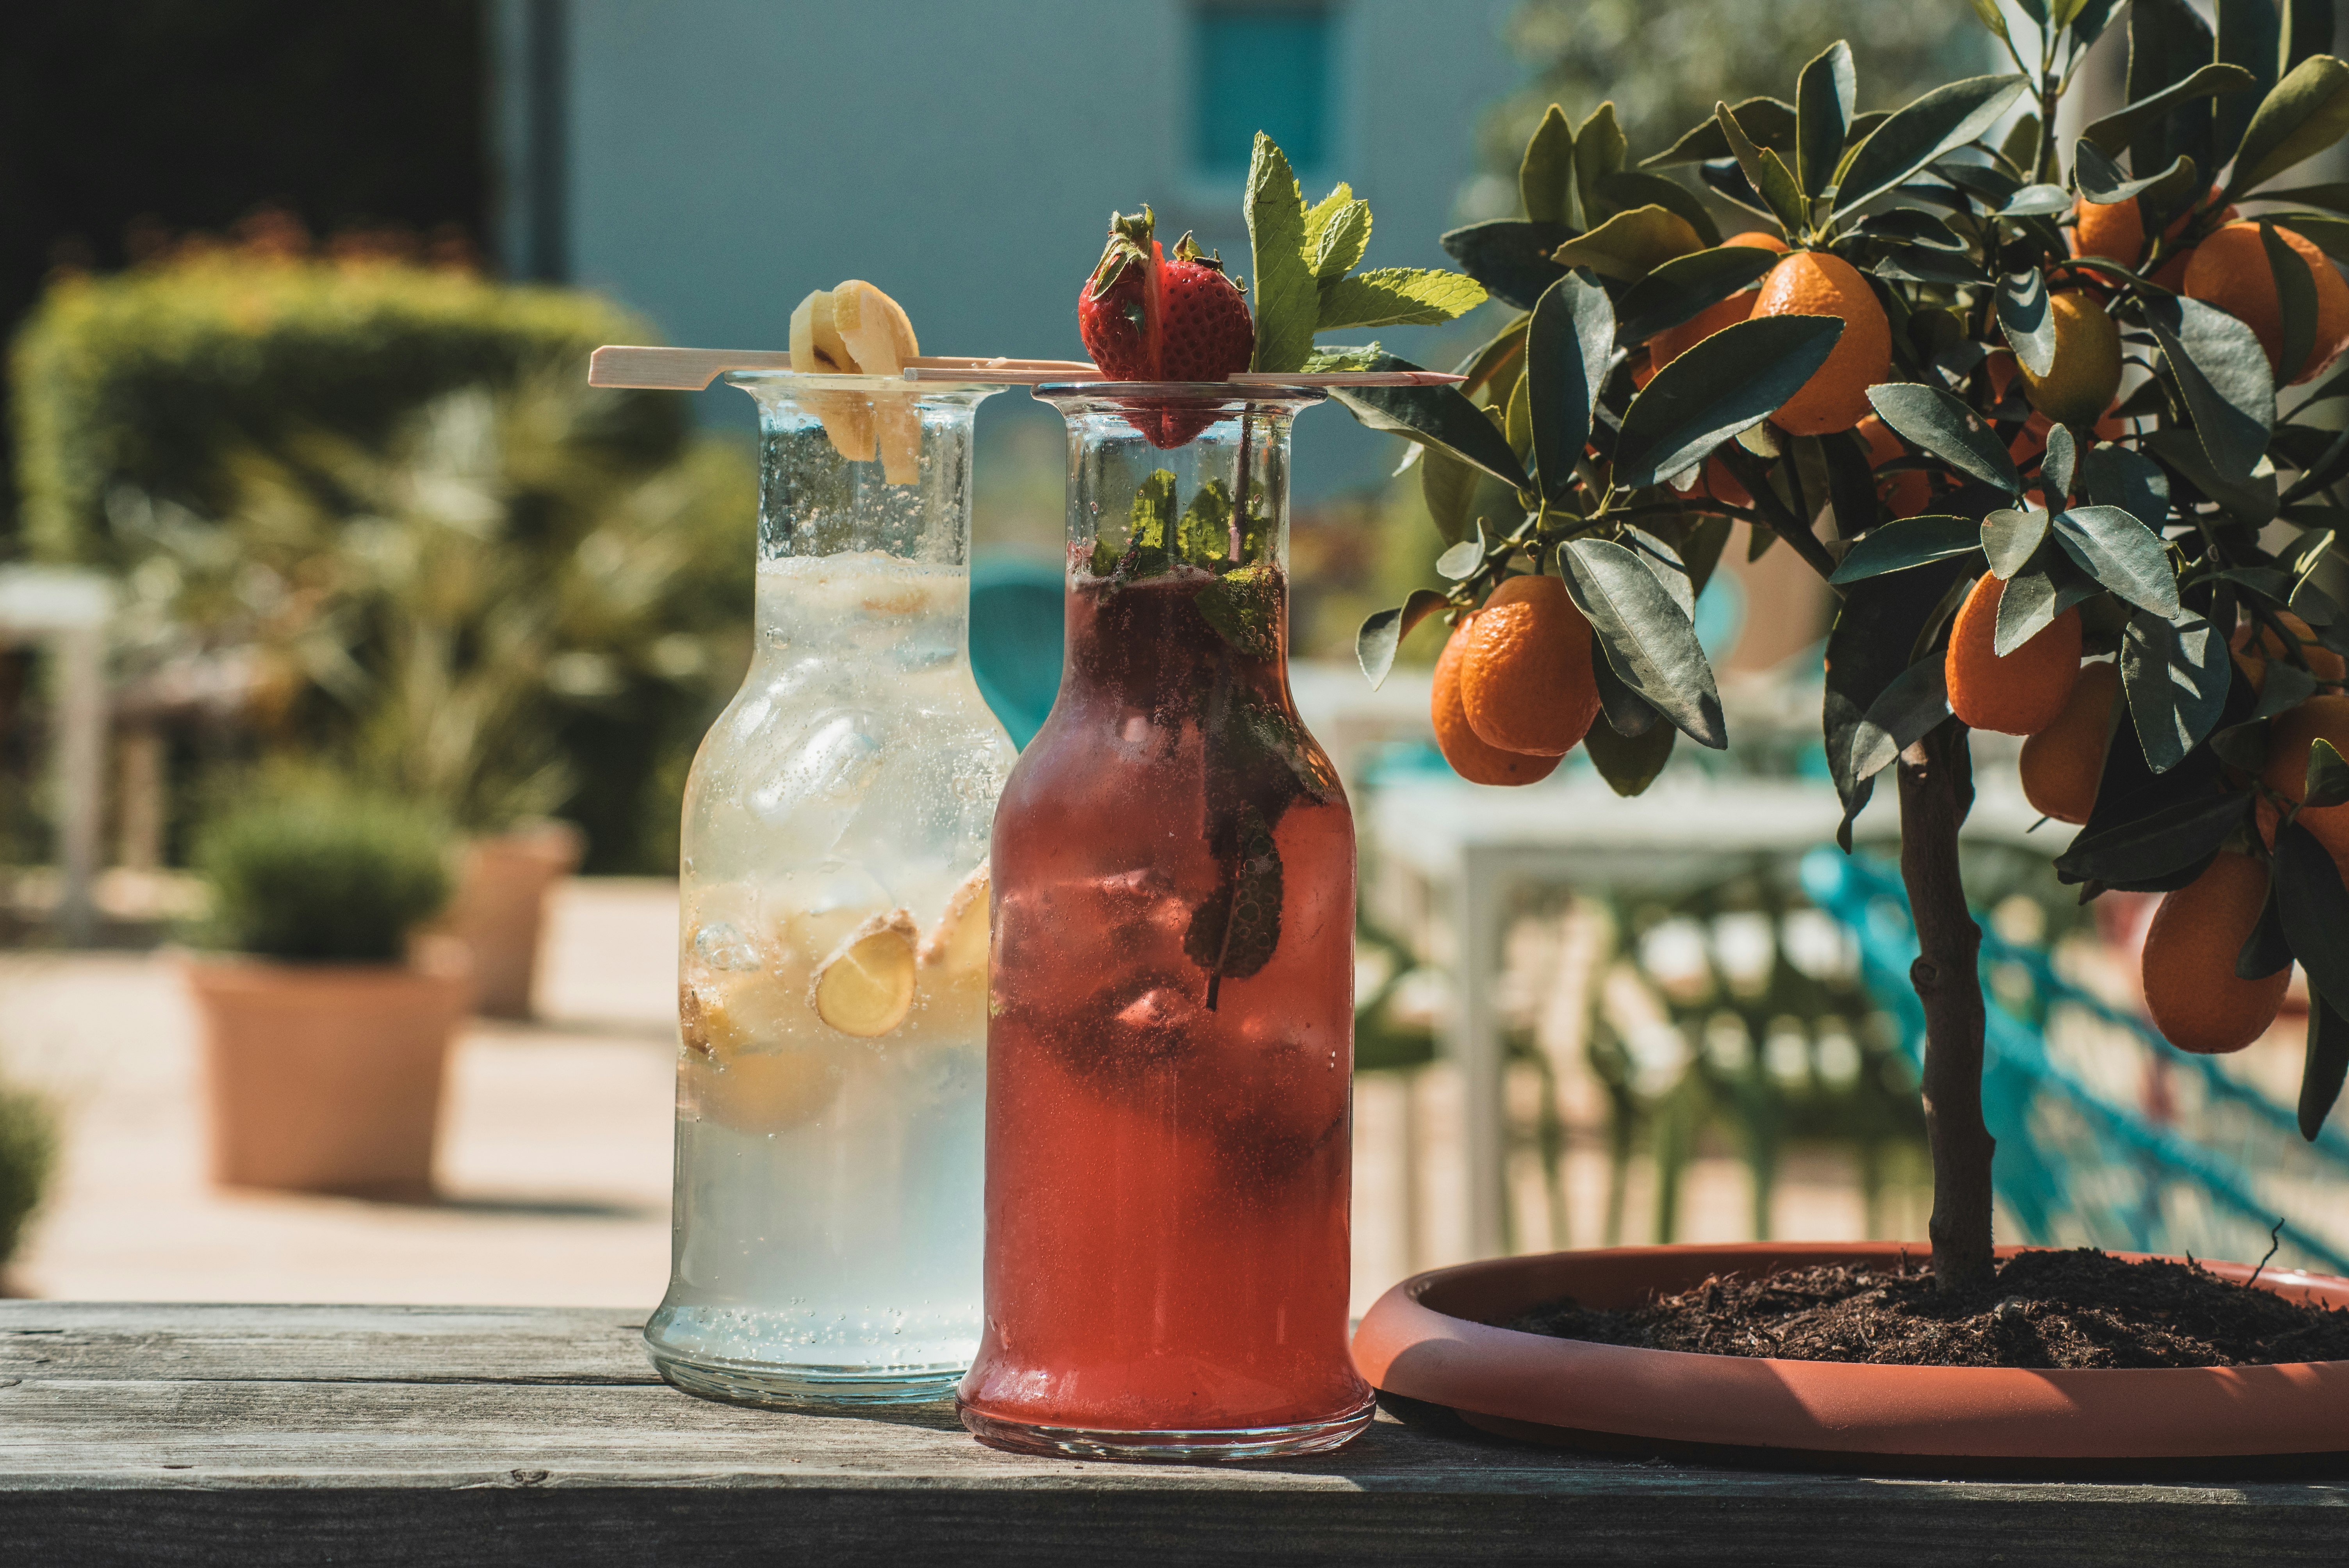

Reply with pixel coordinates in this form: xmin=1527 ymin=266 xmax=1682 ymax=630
xmin=650 ymin=1346 xmax=966 ymax=1409
xmin=956 ymin=1395 xmax=1377 ymax=1462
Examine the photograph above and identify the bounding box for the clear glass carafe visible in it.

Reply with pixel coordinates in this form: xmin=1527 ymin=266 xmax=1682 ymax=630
xmin=646 ymin=372 xmax=1012 ymax=1406
xmin=958 ymin=385 xmax=1375 ymax=1458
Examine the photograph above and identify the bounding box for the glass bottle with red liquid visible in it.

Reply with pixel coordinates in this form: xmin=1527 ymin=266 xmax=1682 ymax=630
xmin=958 ymin=384 xmax=1373 ymax=1460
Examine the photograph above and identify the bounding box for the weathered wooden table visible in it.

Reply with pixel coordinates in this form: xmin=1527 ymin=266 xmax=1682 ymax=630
xmin=7 ymin=1303 xmax=2346 ymax=1565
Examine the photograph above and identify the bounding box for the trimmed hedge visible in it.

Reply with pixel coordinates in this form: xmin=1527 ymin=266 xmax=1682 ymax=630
xmin=10 ymin=256 xmax=685 ymax=562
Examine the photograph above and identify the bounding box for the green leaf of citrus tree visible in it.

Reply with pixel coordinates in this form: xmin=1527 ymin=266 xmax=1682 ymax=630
xmin=2079 ymin=442 xmax=2172 ymax=526
xmin=1828 ymin=516 xmax=1983 ymax=584
xmin=2139 ymin=292 xmax=2278 ymax=482
xmin=2215 ymin=0 xmax=2283 ymax=161
xmin=1845 ymin=657 xmax=1954 ymax=786
xmin=1593 ymin=171 xmax=1722 ymax=247
xmin=1557 ymin=537 xmax=1727 ymax=748
xmin=2278 ymin=816 xmax=2349 ymax=1018
xmin=2230 ymin=54 xmax=2349 ymax=198
xmin=1322 ymin=352 xmax=1530 ymax=490
xmin=1356 ymin=588 xmax=1451 ymax=688
xmin=2263 ymin=222 xmax=2322 ymax=384
xmin=1716 ymin=102 xmax=1808 ymax=232
xmin=1866 ymin=382 xmax=2025 ymax=494
xmin=1527 ymin=273 xmax=1615 ymax=507
xmin=2303 ymin=991 xmax=2349 ymax=1140
xmin=2082 ymin=61 xmax=2258 ymax=154
xmin=1519 ymin=104 xmax=1575 ymax=225
xmin=1246 ymin=134 xmax=1319 ymax=374
xmin=2054 ymin=789 xmax=2245 ymax=886
xmin=1998 ymin=269 xmax=2058 ymax=378
xmin=2073 ymin=141 xmax=2194 ymax=205
xmin=1982 ymin=506 xmax=2051 ymax=579
xmin=1824 ymin=560 xmax=1975 ymax=846
xmin=1832 ymin=74 xmax=2031 ymax=217
xmin=1573 ymin=103 xmax=1629 ymax=226
xmin=1611 ymin=315 xmax=1845 ymax=487
xmin=1796 ymin=41 xmax=1857 ymax=199
xmin=2121 ymin=608 xmax=2231 ymax=770
xmin=1315 ymin=269 xmax=1488 ymax=331
xmin=1438 ymin=220 xmax=1576 ymax=312
xmin=1612 ymin=244 xmax=1779 ymax=344
xmin=1640 ymin=97 xmax=1796 ymax=167
xmin=1996 ymin=553 xmax=2102 ymax=654
xmin=2053 ymin=505 xmax=2181 ymax=616
xmin=1584 ymin=702 xmax=1678 ymax=797
xmin=1549 ymin=206 xmax=1706 ymax=280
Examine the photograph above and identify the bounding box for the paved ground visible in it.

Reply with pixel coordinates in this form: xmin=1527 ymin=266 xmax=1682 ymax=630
xmin=0 ymin=880 xmax=1891 ymax=1313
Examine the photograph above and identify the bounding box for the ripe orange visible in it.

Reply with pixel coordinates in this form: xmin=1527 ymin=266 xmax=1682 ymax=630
xmin=1645 ymin=291 xmax=1756 ymax=382
xmin=2141 ymin=851 xmax=2291 ymax=1054
xmin=2183 ymin=221 xmax=2349 ymax=385
xmin=1640 ymin=235 xmax=1790 ymax=384
xmin=2231 ymin=612 xmax=2347 ymax=691
xmin=1750 ymin=251 xmax=1892 ymax=435
xmin=1431 ymin=617 xmax=1563 ymax=786
xmin=1855 ymin=414 xmax=1933 ymax=518
xmin=1458 ymin=574 xmax=1603 ymax=757
xmin=2261 ymin=694 xmax=2349 ymax=865
xmin=1946 ymin=573 xmax=2083 ymax=736
xmin=2017 ymin=292 xmax=2123 ymax=426
xmin=2018 ymin=660 xmax=2119 ymax=824
xmin=2071 ymin=187 xmax=2227 ymax=290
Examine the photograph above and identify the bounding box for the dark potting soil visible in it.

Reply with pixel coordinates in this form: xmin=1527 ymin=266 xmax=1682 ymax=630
xmin=1503 ymin=1249 xmax=2349 ymax=1368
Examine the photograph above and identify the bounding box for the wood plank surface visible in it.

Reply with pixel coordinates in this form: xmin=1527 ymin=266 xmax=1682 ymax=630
xmin=5 ymin=1303 xmax=2347 ymax=1567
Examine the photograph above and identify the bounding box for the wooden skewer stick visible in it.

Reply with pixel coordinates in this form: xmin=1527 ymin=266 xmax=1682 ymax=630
xmin=587 ymin=346 xmax=1467 ymax=392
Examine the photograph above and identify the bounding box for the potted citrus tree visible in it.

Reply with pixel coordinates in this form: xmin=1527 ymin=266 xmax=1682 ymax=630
xmin=1346 ymin=0 xmax=2349 ymax=1469
xmin=184 ymin=781 xmax=470 ymax=1197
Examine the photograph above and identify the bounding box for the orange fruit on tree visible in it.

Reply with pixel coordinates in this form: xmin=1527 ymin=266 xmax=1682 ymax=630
xmin=1458 ymin=573 xmax=1603 ymax=757
xmin=2231 ymin=611 xmax=2347 ymax=691
xmin=1640 ymin=234 xmax=1790 ymax=384
xmin=2140 ymin=851 xmax=2291 ymax=1054
xmin=2019 ymin=659 xmax=2120 ymax=825
xmin=2017 ymin=291 xmax=2123 ymax=426
xmin=2261 ymin=694 xmax=2349 ymax=866
xmin=1431 ymin=616 xmax=1563 ymax=787
xmin=2071 ymin=188 xmax=2226 ymax=291
xmin=1946 ymin=573 xmax=2083 ymax=736
xmin=1645 ymin=291 xmax=1756 ymax=383
xmin=1750 ymin=251 xmax=1892 ymax=435
xmin=1985 ymin=351 xmax=2124 ymax=479
xmin=2183 ymin=221 xmax=2349 ymax=385
xmin=1855 ymin=413 xmax=1933 ymax=517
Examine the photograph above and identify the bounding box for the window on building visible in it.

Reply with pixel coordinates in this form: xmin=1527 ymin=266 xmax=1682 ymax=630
xmin=1191 ymin=3 xmax=1331 ymax=175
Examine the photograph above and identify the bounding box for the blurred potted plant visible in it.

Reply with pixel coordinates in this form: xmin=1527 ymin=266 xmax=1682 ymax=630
xmin=184 ymin=780 xmax=468 ymax=1196
xmin=0 ymin=1080 xmax=58 ymax=1294
xmin=112 ymin=370 xmax=750 ymax=1017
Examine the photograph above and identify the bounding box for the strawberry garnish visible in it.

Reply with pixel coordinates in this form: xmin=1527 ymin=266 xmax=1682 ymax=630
xmin=1076 ymin=208 xmax=1253 ymax=447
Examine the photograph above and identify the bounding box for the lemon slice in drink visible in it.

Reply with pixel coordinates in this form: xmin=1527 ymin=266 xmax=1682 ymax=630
xmin=810 ymin=910 xmax=918 ymax=1037
xmin=920 ymin=866 xmax=990 ymax=979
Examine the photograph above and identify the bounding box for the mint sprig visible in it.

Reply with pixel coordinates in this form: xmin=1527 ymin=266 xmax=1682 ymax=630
xmin=1245 ymin=132 xmax=1490 ymax=374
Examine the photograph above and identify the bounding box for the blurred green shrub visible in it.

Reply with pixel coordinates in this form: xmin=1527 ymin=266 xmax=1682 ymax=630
xmin=11 ymin=253 xmax=684 ymax=562
xmin=14 ymin=250 xmax=755 ymax=869
xmin=0 ymin=1080 xmax=56 ymax=1276
xmin=192 ymin=780 xmax=453 ymax=962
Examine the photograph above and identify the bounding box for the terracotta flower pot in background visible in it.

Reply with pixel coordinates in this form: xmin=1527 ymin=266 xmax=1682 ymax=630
xmin=1353 ymin=1242 xmax=2349 ymax=1475
xmin=444 ymin=820 xmax=583 ymax=1020
xmin=183 ymin=938 xmax=474 ymax=1198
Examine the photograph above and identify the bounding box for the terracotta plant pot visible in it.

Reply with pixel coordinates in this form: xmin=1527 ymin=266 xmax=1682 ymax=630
xmin=1352 ymin=1242 xmax=2349 ymax=1475
xmin=444 ymin=820 xmax=583 ymax=1020
xmin=183 ymin=941 xmax=475 ymax=1198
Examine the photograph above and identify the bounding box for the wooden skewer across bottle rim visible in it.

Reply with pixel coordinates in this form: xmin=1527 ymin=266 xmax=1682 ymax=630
xmin=587 ymin=345 xmax=1466 ymax=392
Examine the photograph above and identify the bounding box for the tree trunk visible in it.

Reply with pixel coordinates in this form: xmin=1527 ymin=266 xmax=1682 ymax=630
xmin=1895 ymin=721 xmax=1996 ymax=1294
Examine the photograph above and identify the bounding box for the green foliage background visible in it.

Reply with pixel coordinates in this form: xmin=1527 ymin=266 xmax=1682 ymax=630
xmin=1476 ymin=0 xmax=1974 ymax=214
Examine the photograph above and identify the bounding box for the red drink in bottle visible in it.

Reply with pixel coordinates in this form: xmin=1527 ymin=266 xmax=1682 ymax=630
xmin=959 ymin=387 xmax=1374 ymax=1460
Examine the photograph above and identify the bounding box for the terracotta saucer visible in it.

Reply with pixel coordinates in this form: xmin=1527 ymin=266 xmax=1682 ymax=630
xmin=1351 ymin=1241 xmax=2349 ymax=1475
